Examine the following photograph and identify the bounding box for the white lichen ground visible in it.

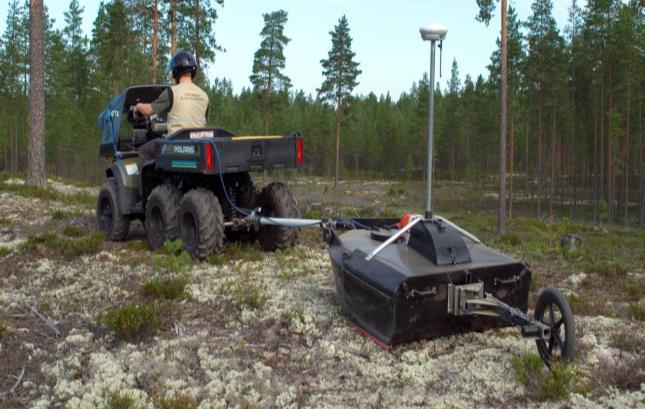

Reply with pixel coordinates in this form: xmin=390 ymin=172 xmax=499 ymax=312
xmin=0 ymin=179 xmax=643 ymax=409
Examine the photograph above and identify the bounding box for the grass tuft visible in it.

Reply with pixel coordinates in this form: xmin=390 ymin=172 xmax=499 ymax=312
xmin=0 ymin=181 xmax=94 ymax=208
xmin=22 ymin=232 xmax=104 ymax=257
xmin=153 ymin=240 xmax=191 ymax=273
xmin=103 ymin=303 xmax=162 ymax=342
xmin=106 ymin=391 xmax=137 ymax=409
xmin=155 ymin=394 xmax=197 ymax=409
xmin=62 ymin=225 xmax=87 ymax=238
xmin=207 ymin=241 xmax=263 ymax=266
xmin=142 ymin=276 xmax=189 ymax=300
xmin=0 ymin=247 xmax=10 ymax=257
xmin=510 ymin=353 xmax=583 ymax=401
xmin=0 ymin=323 xmax=8 ymax=339
xmin=628 ymin=303 xmax=645 ymax=321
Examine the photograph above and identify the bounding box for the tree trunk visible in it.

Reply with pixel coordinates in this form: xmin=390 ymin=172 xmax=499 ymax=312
xmin=569 ymin=71 xmax=577 ymax=218
xmin=508 ymin=94 xmax=514 ymax=219
xmin=549 ymin=96 xmax=556 ymax=219
xmin=171 ymin=0 xmax=177 ymax=55
xmin=334 ymin=104 xmax=341 ymax=189
xmin=27 ymin=0 xmax=46 ymax=187
xmin=151 ymin=0 xmax=158 ymax=83
xmin=607 ymin=65 xmax=613 ymax=224
xmin=623 ymin=86 xmax=630 ymax=227
xmin=498 ymin=0 xmax=507 ymax=235
xmin=195 ymin=0 xmax=201 ymax=70
xmin=538 ymin=89 xmax=543 ymax=218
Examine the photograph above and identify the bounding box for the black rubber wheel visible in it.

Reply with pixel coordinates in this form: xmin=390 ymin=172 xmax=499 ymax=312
xmin=145 ymin=184 xmax=181 ymax=250
xmin=535 ymin=287 xmax=576 ymax=366
xmin=178 ymin=188 xmax=224 ymax=260
xmin=256 ymin=183 xmax=299 ymax=251
xmin=96 ymin=179 xmax=130 ymax=241
xmin=226 ymin=173 xmax=257 ymax=242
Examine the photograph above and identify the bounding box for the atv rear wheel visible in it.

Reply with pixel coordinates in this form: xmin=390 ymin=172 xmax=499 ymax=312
xmin=178 ymin=188 xmax=224 ymax=260
xmin=145 ymin=184 xmax=182 ymax=249
xmin=256 ymin=183 xmax=299 ymax=251
xmin=96 ymin=179 xmax=130 ymax=241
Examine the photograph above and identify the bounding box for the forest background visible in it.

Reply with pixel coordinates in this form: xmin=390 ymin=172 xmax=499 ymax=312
xmin=0 ymin=0 xmax=642 ymax=226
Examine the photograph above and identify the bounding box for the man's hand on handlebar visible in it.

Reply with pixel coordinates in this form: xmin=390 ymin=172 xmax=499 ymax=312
xmin=133 ymin=103 xmax=155 ymax=118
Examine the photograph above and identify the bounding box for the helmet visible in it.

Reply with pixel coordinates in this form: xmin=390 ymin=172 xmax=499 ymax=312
xmin=169 ymin=51 xmax=197 ymax=81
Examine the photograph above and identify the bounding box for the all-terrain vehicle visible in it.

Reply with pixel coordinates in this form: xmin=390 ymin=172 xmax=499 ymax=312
xmin=96 ymin=85 xmax=303 ymax=259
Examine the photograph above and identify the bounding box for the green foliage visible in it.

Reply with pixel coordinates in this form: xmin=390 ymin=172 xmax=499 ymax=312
xmin=0 ymin=217 xmax=9 ymax=225
xmin=62 ymin=225 xmax=87 ymax=238
xmin=0 ymin=323 xmax=8 ymax=339
xmin=499 ymin=233 xmax=521 ymax=246
xmin=0 ymin=247 xmax=10 ymax=257
xmin=511 ymin=353 xmax=583 ymax=401
xmin=206 ymin=242 xmax=263 ymax=266
xmin=106 ymin=391 xmax=137 ymax=409
xmin=0 ymin=182 xmax=94 ymax=208
xmin=22 ymin=232 xmax=104 ymax=258
xmin=103 ymin=303 xmax=162 ymax=342
xmin=155 ymin=394 xmax=197 ymax=409
xmin=127 ymin=240 xmax=150 ymax=251
xmin=235 ymin=286 xmax=265 ymax=310
xmin=142 ymin=276 xmax=189 ymax=301
xmin=318 ymin=15 xmax=361 ymax=109
xmin=250 ymin=10 xmax=291 ymax=93
xmin=628 ymin=303 xmax=645 ymax=321
xmin=52 ymin=210 xmax=73 ymax=220
xmin=153 ymin=240 xmax=191 ymax=273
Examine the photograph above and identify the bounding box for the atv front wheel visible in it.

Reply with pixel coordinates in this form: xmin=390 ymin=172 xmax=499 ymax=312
xmin=96 ymin=179 xmax=130 ymax=241
xmin=256 ymin=183 xmax=299 ymax=251
xmin=145 ymin=184 xmax=182 ymax=249
xmin=178 ymin=188 xmax=224 ymax=260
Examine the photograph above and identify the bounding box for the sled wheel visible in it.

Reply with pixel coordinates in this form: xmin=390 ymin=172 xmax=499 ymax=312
xmin=256 ymin=183 xmax=299 ymax=251
xmin=178 ymin=188 xmax=224 ymax=260
xmin=97 ymin=179 xmax=130 ymax=241
xmin=145 ymin=184 xmax=182 ymax=249
xmin=534 ymin=287 xmax=576 ymax=366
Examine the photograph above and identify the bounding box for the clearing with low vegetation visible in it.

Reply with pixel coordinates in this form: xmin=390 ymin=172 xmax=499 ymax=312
xmin=0 ymin=174 xmax=643 ymax=408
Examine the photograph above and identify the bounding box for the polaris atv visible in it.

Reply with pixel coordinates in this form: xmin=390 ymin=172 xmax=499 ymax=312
xmin=96 ymin=85 xmax=303 ymax=259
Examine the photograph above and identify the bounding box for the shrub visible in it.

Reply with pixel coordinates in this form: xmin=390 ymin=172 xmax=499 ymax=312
xmin=235 ymin=285 xmax=265 ymax=310
xmin=0 ymin=323 xmax=8 ymax=339
xmin=207 ymin=242 xmax=263 ymax=266
xmin=62 ymin=225 xmax=86 ymax=238
xmin=106 ymin=391 xmax=137 ymax=409
xmin=153 ymin=240 xmax=191 ymax=273
xmin=628 ymin=303 xmax=645 ymax=321
xmin=21 ymin=232 xmax=104 ymax=257
xmin=51 ymin=210 xmax=75 ymax=220
xmin=0 ymin=247 xmax=10 ymax=257
xmin=510 ymin=353 xmax=583 ymax=401
xmin=155 ymin=394 xmax=197 ymax=409
xmin=499 ymin=233 xmax=521 ymax=246
xmin=104 ymin=303 xmax=161 ymax=341
xmin=142 ymin=276 xmax=188 ymax=300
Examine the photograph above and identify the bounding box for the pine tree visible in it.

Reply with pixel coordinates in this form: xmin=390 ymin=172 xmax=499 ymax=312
xmin=476 ymin=0 xmax=508 ymax=234
xmin=250 ymin=9 xmax=291 ymax=135
xmin=176 ymin=0 xmax=223 ymax=72
xmin=318 ymin=15 xmax=361 ymax=188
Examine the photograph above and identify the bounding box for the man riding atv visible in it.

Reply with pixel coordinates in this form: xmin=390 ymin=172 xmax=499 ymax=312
xmin=134 ymin=51 xmax=209 ymax=163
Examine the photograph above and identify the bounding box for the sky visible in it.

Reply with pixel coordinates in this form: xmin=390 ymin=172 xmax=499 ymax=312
xmin=0 ymin=0 xmax=578 ymax=99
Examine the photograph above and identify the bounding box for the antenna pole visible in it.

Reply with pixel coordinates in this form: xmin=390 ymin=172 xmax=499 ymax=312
xmin=426 ymin=39 xmax=437 ymax=219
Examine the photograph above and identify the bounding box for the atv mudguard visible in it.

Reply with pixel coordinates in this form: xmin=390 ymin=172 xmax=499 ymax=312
xmin=105 ymin=158 xmax=143 ymax=216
